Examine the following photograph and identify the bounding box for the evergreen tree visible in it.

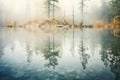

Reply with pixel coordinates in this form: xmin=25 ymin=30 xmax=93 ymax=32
xmin=79 ymin=0 xmax=89 ymax=24
xmin=110 ymin=0 xmax=120 ymax=16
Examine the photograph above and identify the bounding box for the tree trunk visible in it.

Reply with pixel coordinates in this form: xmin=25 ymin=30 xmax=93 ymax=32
xmin=53 ymin=2 xmax=55 ymax=19
xmin=48 ymin=0 xmax=50 ymax=18
xmin=73 ymin=6 xmax=75 ymax=25
xmin=0 ymin=2 xmax=3 ymax=26
xmin=81 ymin=0 xmax=84 ymax=24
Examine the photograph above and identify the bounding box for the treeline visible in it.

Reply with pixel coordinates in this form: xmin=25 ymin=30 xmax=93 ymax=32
xmin=100 ymin=0 xmax=120 ymax=22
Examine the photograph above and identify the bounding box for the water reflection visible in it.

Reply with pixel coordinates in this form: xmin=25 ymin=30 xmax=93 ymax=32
xmin=70 ymin=29 xmax=75 ymax=56
xmin=0 ymin=41 xmax=3 ymax=59
xmin=78 ymin=29 xmax=90 ymax=69
xmin=23 ymin=30 xmax=61 ymax=69
xmin=0 ymin=28 xmax=120 ymax=80
xmin=100 ymin=38 xmax=120 ymax=80
xmin=26 ymin=45 xmax=33 ymax=64
xmin=0 ymin=28 xmax=3 ymax=59
xmin=41 ymin=33 xmax=60 ymax=69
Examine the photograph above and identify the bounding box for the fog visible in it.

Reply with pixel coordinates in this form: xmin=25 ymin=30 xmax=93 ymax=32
xmin=0 ymin=0 xmax=107 ymax=25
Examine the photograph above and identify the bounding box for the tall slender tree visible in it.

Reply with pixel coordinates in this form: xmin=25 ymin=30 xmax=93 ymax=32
xmin=79 ymin=0 xmax=89 ymax=25
xmin=72 ymin=5 xmax=75 ymax=25
xmin=51 ymin=0 xmax=59 ymax=19
xmin=44 ymin=0 xmax=52 ymax=18
xmin=47 ymin=0 xmax=51 ymax=18
xmin=44 ymin=0 xmax=59 ymax=19
xmin=81 ymin=0 xmax=84 ymax=23
xmin=0 ymin=0 xmax=3 ymax=26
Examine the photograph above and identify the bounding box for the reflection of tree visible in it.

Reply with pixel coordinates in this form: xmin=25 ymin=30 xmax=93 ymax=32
xmin=78 ymin=29 xmax=90 ymax=69
xmin=70 ymin=29 xmax=75 ymax=56
xmin=34 ymin=46 xmax=41 ymax=55
xmin=41 ymin=33 xmax=60 ymax=69
xmin=79 ymin=41 xmax=90 ymax=69
xmin=44 ymin=50 xmax=59 ymax=69
xmin=0 ymin=43 xmax=3 ymax=59
xmin=26 ymin=45 xmax=33 ymax=64
xmin=100 ymin=38 xmax=120 ymax=80
xmin=63 ymin=28 xmax=68 ymax=43
xmin=0 ymin=28 xmax=3 ymax=59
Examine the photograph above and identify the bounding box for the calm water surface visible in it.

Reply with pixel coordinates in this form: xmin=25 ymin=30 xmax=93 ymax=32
xmin=0 ymin=27 xmax=120 ymax=80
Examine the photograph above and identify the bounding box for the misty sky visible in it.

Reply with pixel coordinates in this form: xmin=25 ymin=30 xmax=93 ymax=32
xmin=0 ymin=0 xmax=105 ymax=24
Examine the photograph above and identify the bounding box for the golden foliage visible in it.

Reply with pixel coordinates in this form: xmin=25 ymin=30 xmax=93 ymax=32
xmin=112 ymin=15 xmax=120 ymax=29
xmin=113 ymin=29 xmax=120 ymax=38
xmin=94 ymin=21 xmax=105 ymax=30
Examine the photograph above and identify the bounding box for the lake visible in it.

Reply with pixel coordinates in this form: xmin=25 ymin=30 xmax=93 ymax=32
xmin=0 ymin=27 xmax=120 ymax=80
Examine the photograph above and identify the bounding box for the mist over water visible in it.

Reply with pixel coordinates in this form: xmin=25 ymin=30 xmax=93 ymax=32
xmin=0 ymin=27 xmax=120 ymax=80
xmin=0 ymin=0 xmax=120 ymax=80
